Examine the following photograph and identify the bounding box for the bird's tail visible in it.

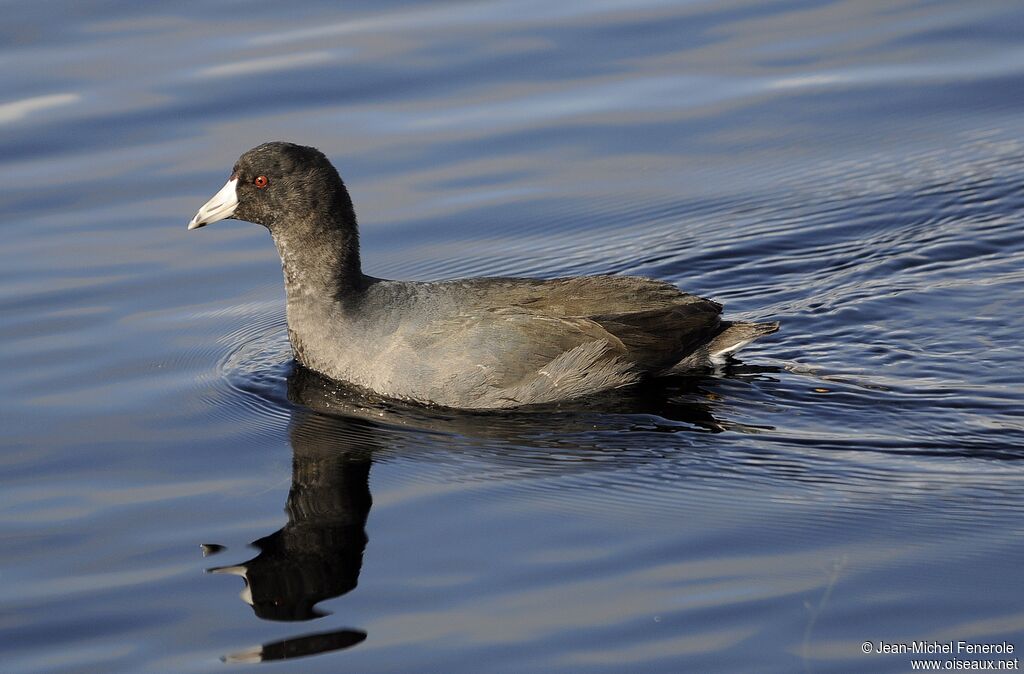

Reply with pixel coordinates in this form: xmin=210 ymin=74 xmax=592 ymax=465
xmin=670 ymin=320 xmax=780 ymax=371
xmin=707 ymin=321 xmax=779 ymax=364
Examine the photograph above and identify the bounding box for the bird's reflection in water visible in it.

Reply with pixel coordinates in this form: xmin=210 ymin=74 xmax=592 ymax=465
xmin=209 ymin=363 xmax=776 ymax=663
xmin=209 ymin=430 xmax=371 ymax=622
xmin=221 ymin=629 xmax=367 ymax=664
xmin=210 ymin=369 xmax=380 ymax=662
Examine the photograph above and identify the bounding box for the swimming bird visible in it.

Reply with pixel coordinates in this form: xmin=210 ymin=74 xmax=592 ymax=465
xmin=188 ymin=142 xmax=778 ymax=409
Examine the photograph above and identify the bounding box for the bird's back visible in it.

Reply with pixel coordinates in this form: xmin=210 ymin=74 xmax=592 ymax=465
xmin=415 ymin=274 xmax=724 ymax=370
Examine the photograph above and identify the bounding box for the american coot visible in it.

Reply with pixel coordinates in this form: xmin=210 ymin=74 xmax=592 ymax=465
xmin=188 ymin=142 xmax=778 ymax=409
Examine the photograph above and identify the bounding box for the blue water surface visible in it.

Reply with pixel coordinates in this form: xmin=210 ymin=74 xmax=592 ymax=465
xmin=2 ymin=1 xmax=1023 ymax=672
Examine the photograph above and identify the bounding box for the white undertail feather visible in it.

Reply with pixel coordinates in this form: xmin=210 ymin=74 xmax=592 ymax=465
xmin=672 ymin=321 xmax=779 ymax=371
xmin=709 ymin=338 xmax=753 ymax=366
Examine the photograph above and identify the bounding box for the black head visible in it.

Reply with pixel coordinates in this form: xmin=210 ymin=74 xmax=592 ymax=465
xmin=188 ymin=142 xmax=356 ymax=233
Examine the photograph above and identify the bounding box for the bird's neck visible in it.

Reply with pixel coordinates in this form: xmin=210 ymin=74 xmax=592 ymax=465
xmin=271 ymin=213 xmax=366 ymax=307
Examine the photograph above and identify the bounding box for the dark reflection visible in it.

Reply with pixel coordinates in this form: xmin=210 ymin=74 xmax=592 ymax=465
xmin=210 ymin=362 xmax=773 ymax=663
xmin=209 ymin=369 xmax=382 ymax=662
xmin=222 ymin=629 xmax=367 ymax=664
xmin=200 ymin=543 xmax=226 ymax=557
xmin=207 ymin=433 xmax=371 ymax=621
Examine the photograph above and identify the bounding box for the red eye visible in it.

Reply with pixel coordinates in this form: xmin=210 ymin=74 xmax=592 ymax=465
xmin=254 ymin=175 xmax=269 ymax=189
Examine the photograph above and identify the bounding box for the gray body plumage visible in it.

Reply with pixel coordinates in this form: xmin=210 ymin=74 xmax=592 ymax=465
xmin=189 ymin=142 xmax=779 ymax=409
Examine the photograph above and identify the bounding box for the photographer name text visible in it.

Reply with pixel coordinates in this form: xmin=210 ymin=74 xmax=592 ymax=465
xmin=866 ymin=641 xmax=1015 ymax=655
